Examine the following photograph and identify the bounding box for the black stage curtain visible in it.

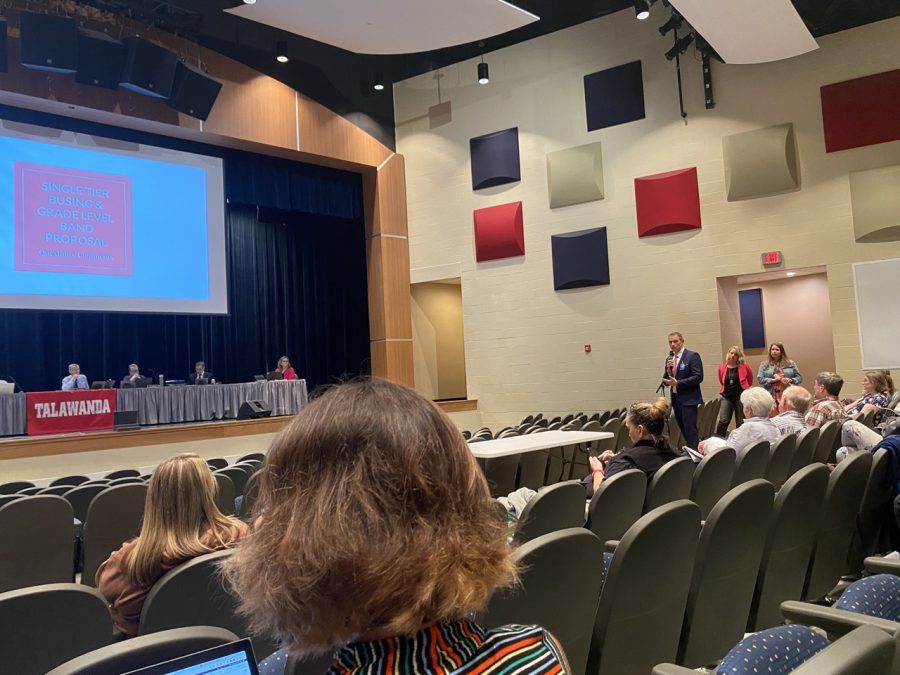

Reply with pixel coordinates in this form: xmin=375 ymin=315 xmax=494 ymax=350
xmin=0 ymin=106 xmax=370 ymax=393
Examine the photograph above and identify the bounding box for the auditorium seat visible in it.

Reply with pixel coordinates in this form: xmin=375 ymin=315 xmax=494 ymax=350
xmin=213 ymin=472 xmax=236 ymax=516
xmin=107 ymin=476 xmax=144 ymax=486
xmin=49 ymin=475 xmax=90 ymax=488
xmin=791 ymin=427 xmax=820 ymax=476
xmin=0 ymin=582 xmax=114 ymax=675
xmin=587 ymin=501 xmax=701 ymax=675
xmin=63 ymin=483 xmax=109 ymax=525
xmin=81 ymin=483 xmax=148 ymax=587
xmin=748 ymin=463 xmax=829 ymax=631
xmin=206 ymin=458 xmax=228 ymax=470
xmin=690 ymin=447 xmax=736 ymax=519
xmin=237 ymin=452 xmax=266 ymax=463
xmin=216 ymin=466 xmax=249 ymax=498
xmin=37 ymin=485 xmax=74 ymax=496
xmin=644 ymin=457 xmax=693 ymax=513
xmin=586 ymin=468 xmax=646 ymax=547
xmin=733 ymin=441 xmax=770 ymax=486
xmin=678 ymin=480 xmax=775 ymax=667
xmin=238 ymin=470 xmax=261 ymax=519
xmin=480 ymin=528 xmax=604 ymax=675
xmin=803 ymin=450 xmax=872 ymax=601
xmin=483 ymin=454 xmax=520 ymax=499
xmin=850 ymin=449 xmax=893 ymax=572
xmin=0 ymin=495 xmax=75 ymax=591
xmin=514 ymin=481 xmax=585 ymax=543
xmin=46 ymin=626 xmax=239 ymax=675
xmin=104 ymin=469 xmax=141 ymax=480
xmin=766 ymin=434 xmax=796 ymax=490
xmin=516 ymin=447 xmax=549 ymax=490
xmin=0 ymin=494 xmax=21 ymax=508
xmin=0 ymin=481 xmax=34 ymax=494
xmin=17 ymin=486 xmax=43 ymax=495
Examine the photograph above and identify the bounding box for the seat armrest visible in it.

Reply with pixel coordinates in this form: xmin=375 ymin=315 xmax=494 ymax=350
xmin=652 ymin=664 xmax=700 ymax=675
xmin=780 ymin=600 xmax=900 ymax=637
xmin=864 ymin=556 xmax=900 ymax=576
xmin=603 ymin=539 xmax=620 ymax=554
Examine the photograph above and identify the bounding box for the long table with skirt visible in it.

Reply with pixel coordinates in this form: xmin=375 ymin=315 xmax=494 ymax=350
xmin=0 ymin=380 xmax=308 ymax=436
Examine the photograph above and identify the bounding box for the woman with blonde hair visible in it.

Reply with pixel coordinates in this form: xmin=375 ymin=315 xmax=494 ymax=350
xmin=224 ymin=378 xmax=569 ymax=673
xmin=274 ymin=355 xmax=297 ymax=380
xmin=716 ymin=345 xmax=754 ymax=436
xmin=97 ymin=453 xmax=247 ymax=637
xmin=757 ymin=342 xmax=802 ymax=408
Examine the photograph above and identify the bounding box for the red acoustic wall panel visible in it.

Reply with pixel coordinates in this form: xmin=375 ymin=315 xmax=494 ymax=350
xmin=473 ymin=201 xmax=525 ymax=262
xmin=821 ymin=69 xmax=900 ymax=153
xmin=634 ymin=167 xmax=701 ymax=237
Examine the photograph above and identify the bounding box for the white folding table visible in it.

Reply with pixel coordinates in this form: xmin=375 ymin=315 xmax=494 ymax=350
xmin=467 ymin=430 xmax=614 ymax=459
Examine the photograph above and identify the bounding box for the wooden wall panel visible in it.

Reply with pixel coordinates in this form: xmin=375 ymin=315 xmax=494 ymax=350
xmin=372 ymin=154 xmax=409 ymax=237
xmin=297 ymin=93 xmax=392 ymax=167
xmin=370 ymin=340 xmax=415 ymax=387
xmin=367 ymin=234 xmax=412 ymax=342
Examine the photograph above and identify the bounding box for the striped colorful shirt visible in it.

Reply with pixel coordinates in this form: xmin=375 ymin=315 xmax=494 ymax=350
xmin=328 ymin=621 xmax=569 ymax=674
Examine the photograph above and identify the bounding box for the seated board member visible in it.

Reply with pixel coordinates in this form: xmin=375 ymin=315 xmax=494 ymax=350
xmin=223 ymin=378 xmax=570 ymax=673
xmin=274 ymin=355 xmax=298 ymax=381
xmin=61 ymin=363 xmax=89 ymax=390
xmin=188 ymin=361 xmax=214 ymax=385
xmin=96 ymin=453 xmax=247 ymax=638
xmin=122 ymin=363 xmax=142 ymax=385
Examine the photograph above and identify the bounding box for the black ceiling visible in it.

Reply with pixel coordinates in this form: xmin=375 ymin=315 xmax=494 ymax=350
xmin=69 ymin=0 xmax=900 ymax=149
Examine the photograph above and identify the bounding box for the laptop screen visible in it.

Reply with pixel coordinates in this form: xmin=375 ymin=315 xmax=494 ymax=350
xmin=123 ymin=639 xmax=259 ymax=675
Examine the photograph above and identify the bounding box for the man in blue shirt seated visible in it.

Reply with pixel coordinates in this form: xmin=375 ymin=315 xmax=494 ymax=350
xmin=62 ymin=363 xmax=89 ymax=390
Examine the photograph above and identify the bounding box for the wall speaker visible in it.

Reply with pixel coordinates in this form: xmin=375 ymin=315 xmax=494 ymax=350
xmin=19 ymin=11 xmax=78 ymax=74
xmin=167 ymin=61 xmax=223 ymax=121
xmin=0 ymin=18 xmax=8 ymax=73
xmin=237 ymin=400 xmax=273 ymax=420
xmin=76 ymin=28 xmax=125 ymax=89
xmin=119 ymin=37 xmax=177 ymax=98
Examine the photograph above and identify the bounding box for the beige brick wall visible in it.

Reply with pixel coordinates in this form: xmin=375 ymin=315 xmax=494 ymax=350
xmin=395 ymin=13 xmax=900 ymax=429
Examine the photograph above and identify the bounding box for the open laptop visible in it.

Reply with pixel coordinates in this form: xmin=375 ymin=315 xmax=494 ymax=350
xmin=253 ymin=374 xmax=266 ymax=382
xmin=265 ymin=371 xmax=284 ymax=381
xmin=0 ymin=382 xmax=14 ymax=395
xmin=123 ymin=638 xmax=258 ymax=675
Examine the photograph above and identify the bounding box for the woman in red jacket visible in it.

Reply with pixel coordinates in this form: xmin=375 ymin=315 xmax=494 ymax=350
xmin=716 ymin=346 xmax=754 ymax=437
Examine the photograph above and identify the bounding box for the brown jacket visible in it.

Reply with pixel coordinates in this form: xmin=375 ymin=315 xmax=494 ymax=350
xmin=96 ymin=519 xmax=247 ymax=637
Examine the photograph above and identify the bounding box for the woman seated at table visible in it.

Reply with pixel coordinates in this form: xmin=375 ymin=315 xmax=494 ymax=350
xmin=275 ymin=356 xmax=297 ymax=380
xmin=224 ymin=378 xmax=569 ymax=672
xmin=582 ymin=397 xmax=680 ymax=498
xmin=97 ymin=453 xmax=247 ymax=638
xmin=844 ymin=371 xmax=891 ymax=415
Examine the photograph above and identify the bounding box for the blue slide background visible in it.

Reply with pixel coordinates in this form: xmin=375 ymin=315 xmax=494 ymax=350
xmin=0 ymin=135 xmax=210 ymax=300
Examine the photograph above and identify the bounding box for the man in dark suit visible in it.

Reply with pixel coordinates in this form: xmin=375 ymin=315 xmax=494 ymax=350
xmin=188 ymin=361 xmax=214 ymax=385
xmin=663 ymin=331 xmax=704 ymax=450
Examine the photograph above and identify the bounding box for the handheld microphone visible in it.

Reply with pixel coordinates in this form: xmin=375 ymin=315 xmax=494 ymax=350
xmin=667 ymin=350 xmax=675 ymax=376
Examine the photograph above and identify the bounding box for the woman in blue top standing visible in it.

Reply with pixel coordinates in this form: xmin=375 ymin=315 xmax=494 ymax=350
xmin=757 ymin=343 xmax=802 ymax=409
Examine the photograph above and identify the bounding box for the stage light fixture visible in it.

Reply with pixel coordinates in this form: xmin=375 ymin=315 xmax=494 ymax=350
xmin=478 ymin=60 xmax=489 ymax=84
xmin=665 ymin=33 xmax=694 ymax=61
xmin=373 ymin=72 xmax=384 ymax=91
xmin=634 ymin=0 xmax=650 ymax=20
xmin=276 ymin=41 xmax=288 ymax=63
xmin=659 ymin=12 xmax=682 ymax=36
xmin=243 ymin=0 xmax=256 ymax=4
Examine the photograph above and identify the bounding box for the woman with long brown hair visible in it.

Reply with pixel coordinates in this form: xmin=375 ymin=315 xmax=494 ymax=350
xmin=757 ymin=342 xmax=802 ymax=408
xmin=96 ymin=453 xmax=247 ymax=637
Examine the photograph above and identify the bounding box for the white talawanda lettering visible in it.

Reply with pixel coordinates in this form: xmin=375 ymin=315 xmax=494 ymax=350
xmin=34 ymin=397 xmax=111 ymax=418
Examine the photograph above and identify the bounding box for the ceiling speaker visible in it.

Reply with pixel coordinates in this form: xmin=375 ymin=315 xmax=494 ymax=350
xmin=119 ymin=37 xmax=177 ymax=98
xmin=75 ymin=28 xmax=126 ymax=89
xmin=19 ymin=11 xmax=78 ymax=74
xmin=167 ymin=61 xmax=222 ymax=121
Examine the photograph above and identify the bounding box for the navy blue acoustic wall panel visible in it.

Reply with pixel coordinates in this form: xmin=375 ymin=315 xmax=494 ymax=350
xmin=739 ymin=288 xmax=766 ymax=349
xmin=551 ymin=227 xmax=610 ymax=291
xmin=0 ymin=18 xmax=7 ymax=73
xmin=470 ymin=127 xmax=521 ymax=190
xmin=584 ymin=61 xmax=645 ymax=132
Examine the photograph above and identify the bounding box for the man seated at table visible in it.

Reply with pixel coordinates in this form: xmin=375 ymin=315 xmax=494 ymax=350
xmin=62 ymin=363 xmax=89 ymax=391
xmin=122 ymin=363 xmax=142 ymax=386
xmin=188 ymin=361 xmax=213 ymax=385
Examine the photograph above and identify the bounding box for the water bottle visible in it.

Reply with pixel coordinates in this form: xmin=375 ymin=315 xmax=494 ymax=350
xmin=159 ymin=374 xmax=164 ymax=386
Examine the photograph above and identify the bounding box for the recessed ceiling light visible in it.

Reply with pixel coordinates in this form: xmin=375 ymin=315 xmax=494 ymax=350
xmin=635 ymin=0 xmax=650 ymax=20
xmin=276 ymin=41 xmax=288 ymax=63
xmin=478 ymin=61 xmax=489 ymax=85
xmin=373 ymin=72 xmax=385 ymax=91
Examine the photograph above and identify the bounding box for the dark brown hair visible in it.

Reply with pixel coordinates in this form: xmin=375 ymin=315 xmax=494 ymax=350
xmin=627 ymin=397 xmax=671 ymax=447
xmin=222 ymin=378 xmax=516 ymax=653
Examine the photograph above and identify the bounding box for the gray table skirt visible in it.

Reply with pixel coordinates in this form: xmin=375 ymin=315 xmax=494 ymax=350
xmin=0 ymin=381 xmax=307 ymax=436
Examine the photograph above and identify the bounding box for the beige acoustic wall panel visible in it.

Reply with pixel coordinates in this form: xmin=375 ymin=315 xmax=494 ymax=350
xmin=546 ymin=141 xmax=604 ymax=209
xmin=850 ymin=164 xmax=900 ymax=243
xmin=722 ymin=123 xmax=799 ymax=201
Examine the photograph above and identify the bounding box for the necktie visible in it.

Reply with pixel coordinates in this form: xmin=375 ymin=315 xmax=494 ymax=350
xmin=672 ymin=355 xmax=680 ymax=393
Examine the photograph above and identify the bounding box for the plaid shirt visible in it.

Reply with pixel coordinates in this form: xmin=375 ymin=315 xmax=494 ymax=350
xmin=805 ymin=398 xmax=846 ymax=428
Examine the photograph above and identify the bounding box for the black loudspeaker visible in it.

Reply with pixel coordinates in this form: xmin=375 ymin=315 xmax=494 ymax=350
xmin=237 ymin=400 xmax=273 ymax=420
xmin=19 ymin=11 xmax=78 ymax=74
xmin=75 ymin=28 xmax=125 ymax=89
xmin=119 ymin=37 xmax=177 ymax=99
xmin=0 ymin=18 xmax=8 ymax=73
xmin=167 ymin=61 xmax=222 ymax=121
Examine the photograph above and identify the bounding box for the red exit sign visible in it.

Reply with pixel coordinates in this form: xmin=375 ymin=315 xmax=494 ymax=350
xmin=761 ymin=250 xmax=783 ymax=266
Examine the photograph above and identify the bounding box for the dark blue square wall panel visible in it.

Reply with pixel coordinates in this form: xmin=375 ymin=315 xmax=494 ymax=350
xmin=470 ymin=127 xmax=521 ymax=190
xmin=551 ymin=227 xmax=610 ymax=291
xmin=584 ymin=61 xmax=645 ymax=132
xmin=739 ymin=288 xmax=766 ymax=349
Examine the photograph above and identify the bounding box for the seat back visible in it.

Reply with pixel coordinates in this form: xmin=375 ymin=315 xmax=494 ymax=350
xmin=749 ymin=463 xmax=829 ymax=631
xmin=814 ymin=419 xmax=841 ymax=464
xmin=206 ymin=458 xmax=228 ymax=470
xmin=516 ymin=481 xmax=585 ymax=543
xmin=679 ymin=480 xmax=775 ymax=667
xmin=587 ymin=469 xmax=646 ymax=545
xmin=480 ymin=528 xmax=604 ymax=675
xmin=82 ymin=484 xmax=148 ymax=587
xmin=792 ymin=624 xmax=895 ymax=675
xmin=766 ymin=434 xmax=796 ymax=490
xmin=237 ymin=452 xmax=265 ymax=463
xmin=0 ymin=496 xmax=74 ymax=592
xmin=63 ymin=483 xmax=108 ymax=523
xmin=238 ymin=470 xmax=261 ymax=519
xmin=46 ymin=626 xmax=239 ymax=675
xmin=644 ymin=457 xmax=693 ymax=513
xmin=690 ymin=447 xmax=736 ymax=519
xmin=589 ymin=500 xmax=701 ymax=675
xmin=516 ymin=449 xmax=549 ymax=490
xmin=791 ymin=427 xmax=820 ymax=475
xmin=483 ymin=453 xmax=520 ymax=498
xmin=803 ymin=450 xmax=873 ymax=600
xmin=0 ymin=480 xmax=34 ymax=494
xmin=733 ymin=441 xmax=770 ymax=485
xmin=104 ymin=468 xmax=141 ymax=480
xmin=834 ymin=573 xmax=900 ymax=621
xmin=49 ymin=475 xmax=90 ymax=488
xmin=850 ymin=449 xmax=893 ymax=572
xmin=0 ymin=583 xmax=114 ymax=675
xmin=212 ymin=472 xmax=235 ymax=516
xmin=38 ymin=485 xmax=74 ymax=496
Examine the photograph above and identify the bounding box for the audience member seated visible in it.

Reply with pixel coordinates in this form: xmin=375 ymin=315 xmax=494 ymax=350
xmin=62 ymin=363 xmax=89 ymax=390
xmin=837 ymin=418 xmax=900 ymax=465
xmin=771 ymin=385 xmax=812 ymax=437
xmin=580 ymin=398 xmax=679 ymax=498
xmin=223 ymin=378 xmax=569 ymax=673
xmin=274 ymin=356 xmax=297 ymax=380
xmin=698 ymin=387 xmax=779 ymax=458
xmin=97 ymin=453 xmax=247 ymax=637
xmin=806 ymin=371 xmax=847 ymax=428
xmin=757 ymin=342 xmax=802 ymax=409
xmin=844 ymin=371 xmax=890 ymax=415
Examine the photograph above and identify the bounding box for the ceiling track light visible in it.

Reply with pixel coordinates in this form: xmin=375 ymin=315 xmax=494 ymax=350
xmin=373 ymin=72 xmax=384 ymax=91
xmin=276 ymin=41 xmax=288 ymax=63
xmin=665 ymin=32 xmax=694 ymax=61
xmin=659 ymin=12 xmax=683 ymax=36
xmin=634 ymin=0 xmax=651 ymax=21
xmin=242 ymin=0 xmax=256 ymax=4
xmin=477 ymin=59 xmax=489 ymax=85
